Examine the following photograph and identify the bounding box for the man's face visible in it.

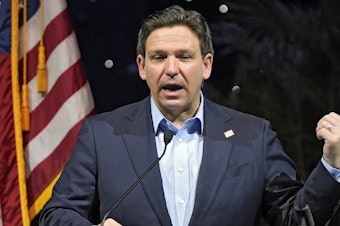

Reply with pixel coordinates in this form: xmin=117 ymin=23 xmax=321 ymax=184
xmin=137 ymin=25 xmax=213 ymax=116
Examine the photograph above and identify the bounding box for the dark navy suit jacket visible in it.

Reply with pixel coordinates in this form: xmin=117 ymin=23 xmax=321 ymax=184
xmin=40 ymin=96 xmax=340 ymax=226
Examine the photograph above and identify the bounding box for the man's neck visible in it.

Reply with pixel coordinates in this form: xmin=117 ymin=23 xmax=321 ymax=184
xmin=161 ymin=105 xmax=200 ymax=129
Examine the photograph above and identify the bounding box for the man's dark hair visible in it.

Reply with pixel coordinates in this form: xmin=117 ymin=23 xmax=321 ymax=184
xmin=136 ymin=5 xmax=214 ymax=57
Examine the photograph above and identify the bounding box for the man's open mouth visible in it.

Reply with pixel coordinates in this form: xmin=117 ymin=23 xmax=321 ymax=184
xmin=163 ymin=84 xmax=182 ymax=91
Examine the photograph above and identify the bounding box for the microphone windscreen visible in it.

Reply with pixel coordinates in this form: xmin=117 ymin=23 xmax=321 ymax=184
xmin=164 ymin=130 xmax=174 ymax=145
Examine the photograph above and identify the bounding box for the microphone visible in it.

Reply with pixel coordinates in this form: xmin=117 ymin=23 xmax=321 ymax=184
xmin=294 ymin=204 xmax=315 ymax=226
xmin=100 ymin=130 xmax=174 ymax=226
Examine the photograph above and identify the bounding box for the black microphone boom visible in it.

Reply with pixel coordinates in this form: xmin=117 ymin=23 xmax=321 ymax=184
xmin=100 ymin=130 xmax=174 ymax=225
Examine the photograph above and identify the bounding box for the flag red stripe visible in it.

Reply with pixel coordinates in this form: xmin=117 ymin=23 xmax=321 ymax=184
xmin=25 ymin=9 xmax=73 ymax=83
xmin=0 ymin=54 xmax=23 ymax=225
xmin=26 ymin=110 xmax=95 ymax=206
xmin=23 ymin=60 xmax=87 ymax=145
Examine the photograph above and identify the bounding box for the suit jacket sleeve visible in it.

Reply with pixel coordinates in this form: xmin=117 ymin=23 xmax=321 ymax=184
xmin=40 ymin=119 xmax=100 ymax=226
xmin=260 ymin=120 xmax=340 ymax=225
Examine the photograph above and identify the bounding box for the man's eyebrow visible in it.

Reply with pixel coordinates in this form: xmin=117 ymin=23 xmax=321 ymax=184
xmin=147 ymin=50 xmax=166 ymax=55
xmin=147 ymin=49 xmax=195 ymax=55
xmin=176 ymin=49 xmax=195 ymax=55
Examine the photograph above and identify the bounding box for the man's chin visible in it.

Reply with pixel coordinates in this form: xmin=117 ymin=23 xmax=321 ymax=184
xmin=158 ymin=99 xmax=186 ymax=111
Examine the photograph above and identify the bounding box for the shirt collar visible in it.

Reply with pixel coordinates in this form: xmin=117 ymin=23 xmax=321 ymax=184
xmin=151 ymin=92 xmax=204 ymax=135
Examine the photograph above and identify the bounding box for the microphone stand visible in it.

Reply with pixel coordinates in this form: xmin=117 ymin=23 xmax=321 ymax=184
xmin=100 ymin=130 xmax=174 ymax=226
xmin=294 ymin=204 xmax=315 ymax=226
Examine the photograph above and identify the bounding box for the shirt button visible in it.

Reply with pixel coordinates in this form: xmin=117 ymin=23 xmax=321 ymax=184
xmin=178 ymin=138 xmax=183 ymax=142
xmin=179 ymin=200 xmax=185 ymax=204
xmin=178 ymin=167 xmax=184 ymax=172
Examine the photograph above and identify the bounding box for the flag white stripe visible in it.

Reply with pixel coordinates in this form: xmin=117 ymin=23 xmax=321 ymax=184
xmin=19 ymin=1 xmax=67 ymax=57
xmin=29 ymin=31 xmax=80 ymax=111
xmin=25 ymin=82 xmax=94 ymax=177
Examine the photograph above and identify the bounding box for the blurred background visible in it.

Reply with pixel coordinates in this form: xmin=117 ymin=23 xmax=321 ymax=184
xmin=65 ymin=0 xmax=340 ymax=224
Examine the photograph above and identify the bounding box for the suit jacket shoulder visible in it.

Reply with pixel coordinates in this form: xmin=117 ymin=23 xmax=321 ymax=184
xmin=88 ymin=96 xmax=151 ymax=126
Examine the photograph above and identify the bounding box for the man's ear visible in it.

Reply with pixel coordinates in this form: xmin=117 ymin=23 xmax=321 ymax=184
xmin=136 ymin=54 xmax=146 ymax=80
xmin=202 ymin=53 xmax=213 ymax=80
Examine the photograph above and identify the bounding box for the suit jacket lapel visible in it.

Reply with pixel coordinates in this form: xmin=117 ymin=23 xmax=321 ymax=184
xmin=190 ymin=99 xmax=234 ymax=224
xmin=122 ymin=97 xmax=172 ymax=225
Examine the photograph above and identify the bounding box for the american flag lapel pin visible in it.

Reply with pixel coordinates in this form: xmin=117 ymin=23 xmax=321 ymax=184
xmin=224 ymin=129 xmax=235 ymax=138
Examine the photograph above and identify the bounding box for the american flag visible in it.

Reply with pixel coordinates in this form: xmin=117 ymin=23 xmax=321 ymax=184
xmin=0 ymin=0 xmax=95 ymax=225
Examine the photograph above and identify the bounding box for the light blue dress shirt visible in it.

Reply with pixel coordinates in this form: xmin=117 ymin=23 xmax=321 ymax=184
xmin=151 ymin=96 xmax=204 ymax=226
xmin=321 ymin=157 xmax=340 ymax=182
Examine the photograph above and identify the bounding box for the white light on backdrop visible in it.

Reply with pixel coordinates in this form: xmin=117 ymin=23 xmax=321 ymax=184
xmin=219 ymin=4 xmax=228 ymax=13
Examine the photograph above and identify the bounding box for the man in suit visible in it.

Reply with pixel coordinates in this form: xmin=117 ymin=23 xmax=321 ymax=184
xmin=40 ymin=5 xmax=340 ymax=226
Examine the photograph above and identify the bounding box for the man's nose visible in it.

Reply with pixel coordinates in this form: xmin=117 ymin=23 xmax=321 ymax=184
xmin=165 ymin=57 xmax=179 ymax=78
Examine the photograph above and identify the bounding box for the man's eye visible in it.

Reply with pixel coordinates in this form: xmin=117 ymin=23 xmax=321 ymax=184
xmin=179 ymin=55 xmax=191 ymax=60
xmin=181 ymin=56 xmax=189 ymax=59
xmin=153 ymin=55 xmax=166 ymax=60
